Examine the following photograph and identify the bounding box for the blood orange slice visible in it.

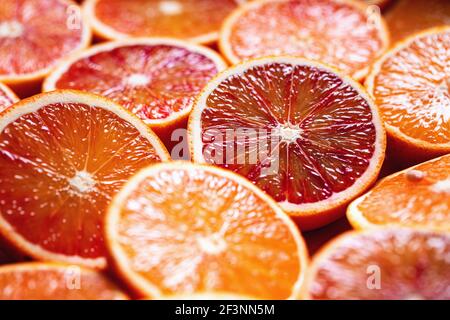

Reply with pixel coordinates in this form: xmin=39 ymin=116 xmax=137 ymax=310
xmin=386 ymin=0 xmax=450 ymax=44
xmin=365 ymin=27 xmax=450 ymax=165
xmin=0 ymin=82 xmax=18 ymax=113
xmin=189 ymin=57 xmax=386 ymax=231
xmin=219 ymin=0 xmax=389 ymax=81
xmin=83 ymin=0 xmax=240 ymax=44
xmin=347 ymin=154 xmax=450 ymax=232
xmin=0 ymin=90 xmax=169 ymax=269
xmin=43 ymin=39 xmax=227 ymax=141
xmin=0 ymin=0 xmax=91 ymax=96
xmin=106 ymin=162 xmax=308 ymax=299
xmin=303 ymin=229 xmax=450 ymax=300
xmin=0 ymin=262 xmax=128 ymax=300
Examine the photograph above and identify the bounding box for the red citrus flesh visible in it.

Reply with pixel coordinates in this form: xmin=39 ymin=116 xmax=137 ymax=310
xmin=46 ymin=42 xmax=225 ymax=124
xmin=0 ymin=0 xmax=88 ymax=78
xmin=89 ymin=0 xmax=238 ymax=42
xmin=196 ymin=62 xmax=380 ymax=206
xmin=305 ymin=229 xmax=450 ymax=300
xmin=0 ymin=91 xmax=168 ymax=268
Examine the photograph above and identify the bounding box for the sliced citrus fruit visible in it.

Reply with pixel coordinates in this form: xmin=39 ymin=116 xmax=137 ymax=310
xmin=43 ymin=39 xmax=227 ymax=142
xmin=365 ymin=27 xmax=450 ymax=165
xmin=189 ymin=57 xmax=386 ymax=231
xmin=386 ymin=0 xmax=450 ymax=44
xmin=0 ymin=262 xmax=128 ymax=300
xmin=105 ymin=162 xmax=308 ymax=299
xmin=303 ymin=229 xmax=450 ymax=300
xmin=0 ymin=0 xmax=91 ymax=96
xmin=83 ymin=0 xmax=239 ymax=44
xmin=219 ymin=0 xmax=389 ymax=81
xmin=0 ymin=82 xmax=18 ymax=113
xmin=347 ymin=154 xmax=450 ymax=232
xmin=0 ymin=90 xmax=169 ymax=269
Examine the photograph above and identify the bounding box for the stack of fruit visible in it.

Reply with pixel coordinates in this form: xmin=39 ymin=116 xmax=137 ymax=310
xmin=0 ymin=0 xmax=448 ymax=300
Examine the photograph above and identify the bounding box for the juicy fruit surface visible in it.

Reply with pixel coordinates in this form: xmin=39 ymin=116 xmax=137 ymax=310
xmin=0 ymin=0 xmax=85 ymax=75
xmin=355 ymin=155 xmax=450 ymax=230
xmin=0 ymin=101 xmax=162 ymax=262
xmin=224 ymin=0 xmax=386 ymax=77
xmin=371 ymin=29 xmax=450 ymax=145
xmin=0 ymin=263 xmax=127 ymax=299
xmin=53 ymin=44 xmax=222 ymax=122
xmin=93 ymin=0 xmax=238 ymax=40
xmin=109 ymin=165 xmax=304 ymax=299
xmin=386 ymin=0 xmax=450 ymax=44
xmin=307 ymin=229 xmax=450 ymax=299
xmin=200 ymin=62 xmax=378 ymax=205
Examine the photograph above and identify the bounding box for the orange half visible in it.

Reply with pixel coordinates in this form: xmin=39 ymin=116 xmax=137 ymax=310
xmin=106 ymin=162 xmax=308 ymax=299
xmin=348 ymin=154 xmax=450 ymax=232
xmin=366 ymin=27 xmax=450 ymax=165
xmin=84 ymin=0 xmax=240 ymax=44
xmin=0 ymin=0 xmax=91 ymax=96
xmin=219 ymin=0 xmax=390 ymax=81
xmin=0 ymin=90 xmax=169 ymax=269
xmin=0 ymin=262 xmax=128 ymax=300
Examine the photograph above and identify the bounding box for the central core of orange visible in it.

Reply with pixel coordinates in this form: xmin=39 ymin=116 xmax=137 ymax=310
xmin=158 ymin=1 xmax=183 ymax=16
xmin=0 ymin=21 xmax=23 ymax=38
xmin=276 ymin=123 xmax=302 ymax=143
xmin=69 ymin=170 xmax=96 ymax=195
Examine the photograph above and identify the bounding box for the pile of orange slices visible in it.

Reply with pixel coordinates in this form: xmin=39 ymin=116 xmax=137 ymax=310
xmin=0 ymin=0 xmax=448 ymax=300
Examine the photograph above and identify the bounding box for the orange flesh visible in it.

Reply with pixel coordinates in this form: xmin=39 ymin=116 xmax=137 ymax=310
xmin=386 ymin=0 xmax=450 ymax=44
xmin=308 ymin=230 xmax=450 ymax=299
xmin=0 ymin=0 xmax=85 ymax=76
xmin=0 ymin=102 xmax=162 ymax=261
xmin=200 ymin=63 xmax=377 ymax=205
xmin=357 ymin=155 xmax=450 ymax=230
xmin=225 ymin=0 xmax=386 ymax=77
xmin=0 ymin=264 xmax=127 ymax=299
xmin=114 ymin=167 xmax=302 ymax=299
xmin=372 ymin=30 xmax=450 ymax=145
xmin=94 ymin=0 xmax=238 ymax=40
xmin=54 ymin=44 xmax=221 ymax=121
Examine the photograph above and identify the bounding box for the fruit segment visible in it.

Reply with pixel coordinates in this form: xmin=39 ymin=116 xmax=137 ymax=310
xmin=0 ymin=0 xmax=90 ymax=84
xmin=0 ymin=263 xmax=128 ymax=300
xmin=106 ymin=162 xmax=308 ymax=299
xmin=190 ymin=57 xmax=385 ymax=230
xmin=0 ymin=91 xmax=169 ymax=269
xmin=348 ymin=154 xmax=450 ymax=232
xmin=220 ymin=0 xmax=389 ymax=80
xmin=366 ymin=27 xmax=450 ymax=163
xmin=44 ymin=40 xmax=227 ymax=128
xmin=85 ymin=0 xmax=239 ymax=44
xmin=304 ymin=229 xmax=450 ymax=300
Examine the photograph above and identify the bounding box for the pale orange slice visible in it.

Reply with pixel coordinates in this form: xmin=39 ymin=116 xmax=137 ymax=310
xmin=83 ymin=0 xmax=240 ymax=44
xmin=105 ymin=162 xmax=308 ymax=299
xmin=347 ymin=154 xmax=450 ymax=232
xmin=365 ymin=27 xmax=450 ymax=165
xmin=0 ymin=262 xmax=128 ymax=300
xmin=303 ymin=229 xmax=450 ymax=299
xmin=0 ymin=90 xmax=169 ymax=269
xmin=0 ymin=0 xmax=91 ymax=96
xmin=219 ymin=0 xmax=390 ymax=81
